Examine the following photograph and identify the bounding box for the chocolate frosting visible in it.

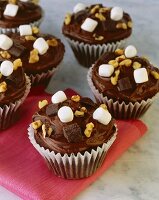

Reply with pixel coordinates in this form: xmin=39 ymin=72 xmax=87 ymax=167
xmin=0 ymin=0 xmax=42 ymax=28
xmin=2 ymin=32 xmax=65 ymax=75
xmin=0 ymin=67 xmax=26 ymax=107
xmin=62 ymin=4 xmax=132 ymax=44
xmin=32 ymin=97 xmax=116 ymax=155
xmin=92 ymin=52 xmax=159 ymax=103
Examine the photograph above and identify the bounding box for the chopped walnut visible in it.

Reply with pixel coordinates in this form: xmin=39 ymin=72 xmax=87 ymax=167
xmin=80 ymin=107 xmax=87 ymax=113
xmin=32 ymin=26 xmax=40 ymax=34
xmin=32 ymin=120 xmax=42 ymax=130
xmin=13 ymin=59 xmax=22 ymax=70
xmin=127 ymin=21 xmax=133 ymax=28
xmin=0 ymin=82 xmax=7 ymax=93
xmin=115 ymin=49 xmax=124 ymax=56
xmin=119 ymin=59 xmax=132 ymax=67
xmin=47 ymin=38 xmax=58 ymax=47
xmin=132 ymin=62 xmax=141 ymax=70
xmin=116 ymin=23 xmax=127 ymax=30
xmin=108 ymin=60 xmax=119 ymax=68
xmin=93 ymin=34 xmax=104 ymax=41
xmin=95 ymin=13 xmax=106 ymax=21
xmin=99 ymin=7 xmax=110 ymax=13
xmin=29 ymin=49 xmax=39 ymax=64
xmin=100 ymin=104 xmax=107 ymax=110
xmin=48 ymin=127 xmax=53 ymax=137
xmin=111 ymin=70 xmax=120 ymax=85
xmin=71 ymin=95 xmax=80 ymax=102
xmin=90 ymin=5 xmax=100 ymax=14
xmin=42 ymin=124 xmax=46 ymax=138
xmin=64 ymin=13 xmax=71 ymax=25
xmin=151 ymin=71 xmax=159 ymax=80
xmin=0 ymin=51 xmax=11 ymax=59
xmin=9 ymin=0 xmax=16 ymax=4
xmin=75 ymin=110 xmax=85 ymax=117
xmin=115 ymin=55 xmax=126 ymax=62
xmin=84 ymin=122 xmax=94 ymax=138
xmin=25 ymin=36 xmax=37 ymax=41
xmin=38 ymin=100 xmax=48 ymax=109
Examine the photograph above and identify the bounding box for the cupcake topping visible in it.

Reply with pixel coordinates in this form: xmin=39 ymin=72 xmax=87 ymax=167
xmin=0 ymin=34 xmax=13 ymax=50
xmin=19 ymin=24 xmax=32 ymax=36
xmin=73 ymin=3 xmax=86 ymax=14
xmin=99 ymin=64 xmax=114 ymax=77
xmin=134 ymin=68 xmax=148 ymax=83
xmin=58 ymin=106 xmax=74 ymax=123
xmin=81 ymin=18 xmax=98 ymax=32
xmin=51 ymin=91 xmax=67 ymax=104
xmin=33 ymin=37 xmax=49 ymax=55
xmin=93 ymin=107 xmax=112 ymax=125
xmin=84 ymin=122 xmax=94 ymax=137
xmin=4 ymin=3 xmax=19 ymax=17
xmin=0 ymin=60 xmax=13 ymax=76
xmin=0 ymin=81 xmax=7 ymax=93
xmin=125 ymin=45 xmax=137 ymax=58
xmin=38 ymin=99 xmax=48 ymax=109
xmin=110 ymin=7 xmax=123 ymax=21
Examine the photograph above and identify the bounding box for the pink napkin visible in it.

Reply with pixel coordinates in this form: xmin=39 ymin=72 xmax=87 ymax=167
xmin=0 ymin=88 xmax=147 ymax=200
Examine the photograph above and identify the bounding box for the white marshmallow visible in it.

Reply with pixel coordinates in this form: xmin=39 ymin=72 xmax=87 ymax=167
xmin=99 ymin=64 xmax=114 ymax=77
xmin=0 ymin=61 xmax=13 ymax=77
xmin=81 ymin=18 xmax=98 ymax=32
xmin=51 ymin=91 xmax=67 ymax=104
xmin=110 ymin=7 xmax=123 ymax=21
xmin=58 ymin=106 xmax=74 ymax=123
xmin=20 ymin=0 xmax=29 ymax=2
xmin=0 ymin=34 xmax=13 ymax=50
xmin=134 ymin=68 xmax=148 ymax=84
xmin=125 ymin=45 xmax=137 ymax=58
xmin=19 ymin=25 xmax=32 ymax=36
xmin=33 ymin=37 xmax=49 ymax=55
xmin=4 ymin=4 xmax=19 ymax=17
xmin=73 ymin=3 xmax=86 ymax=13
xmin=93 ymin=107 xmax=112 ymax=125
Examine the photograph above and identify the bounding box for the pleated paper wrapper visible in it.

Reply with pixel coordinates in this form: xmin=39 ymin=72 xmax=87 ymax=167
xmin=28 ymin=124 xmax=118 ymax=179
xmin=87 ymin=67 xmax=157 ymax=119
xmin=0 ymin=75 xmax=31 ymax=130
xmin=66 ymin=37 xmax=129 ymax=68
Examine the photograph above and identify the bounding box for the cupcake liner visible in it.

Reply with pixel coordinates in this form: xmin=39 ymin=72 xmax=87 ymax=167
xmin=66 ymin=37 xmax=128 ymax=68
xmin=87 ymin=67 xmax=157 ymax=119
xmin=29 ymin=64 xmax=60 ymax=86
xmin=28 ymin=124 xmax=117 ymax=179
xmin=0 ymin=10 xmax=44 ymax=34
xmin=0 ymin=75 xmax=31 ymax=130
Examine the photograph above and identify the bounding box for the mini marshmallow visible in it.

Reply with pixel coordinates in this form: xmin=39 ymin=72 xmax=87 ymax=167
xmin=20 ymin=0 xmax=29 ymax=2
xmin=33 ymin=37 xmax=49 ymax=55
xmin=58 ymin=106 xmax=74 ymax=123
xmin=134 ymin=68 xmax=148 ymax=83
xmin=0 ymin=34 xmax=13 ymax=50
xmin=99 ymin=64 xmax=114 ymax=77
xmin=19 ymin=25 xmax=32 ymax=36
xmin=93 ymin=107 xmax=112 ymax=125
xmin=81 ymin=18 xmax=98 ymax=32
xmin=125 ymin=45 xmax=137 ymax=58
xmin=0 ymin=61 xmax=13 ymax=77
xmin=51 ymin=91 xmax=67 ymax=104
xmin=73 ymin=3 xmax=86 ymax=13
xmin=110 ymin=7 xmax=123 ymax=21
xmin=4 ymin=4 xmax=19 ymax=17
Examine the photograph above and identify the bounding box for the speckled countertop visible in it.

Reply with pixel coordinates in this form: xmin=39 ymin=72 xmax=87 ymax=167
xmin=0 ymin=0 xmax=159 ymax=200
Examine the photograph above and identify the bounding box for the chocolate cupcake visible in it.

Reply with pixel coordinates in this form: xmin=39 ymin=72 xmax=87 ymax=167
xmin=28 ymin=91 xmax=117 ymax=179
xmin=62 ymin=3 xmax=132 ymax=67
xmin=88 ymin=45 xmax=159 ymax=119
xmin=0 ymin=26 xmax=65 ymax=85
xmin=0 ymin=0 xmax=43 ymax=34
xmin=0 ymin=58 xmax=31 ymax=130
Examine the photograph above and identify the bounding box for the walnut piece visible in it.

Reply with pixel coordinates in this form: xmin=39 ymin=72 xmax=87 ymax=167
xmin=32 ymin=120 xmax=42 ymax=130
xmin=38 ymin=100 xmax=48 ymax=109
xmin=119 ymin=59 xmax=132 ymax=67
xmin=116 ymin=23 xmax=127 ymax=30
xmin=95 ymin=13 xmax=106 ymax=21
xmin=132 ymin=62 xmax=141 ymax=70
xmin=151 ymin=71 xmax=159 ymax=80
xmin=115 ymin=49 xmax=124 ymax=56
xmin=90 ymin=5 xmax=100 ymax=14
xmin=100 ymin=104 xmax=107 ymax=110
xmin=29 ymin=49 xmax=39 ymax=64
xmin=13 ymin=59 xmax=22 ymax=70
xmin=47 ymin=38 xmax=58 ymax=47
xmin=75 ymin=110 xmax=85 ymax=117
xmin=25 ymin=36 xmax=37 ymax=41
xmin=0 ymin=82 xmax=7 ymax=93
xmin=84 ymin=122 xmax=94 ymax=138
xmin=127 ymin=21 xmax=133 ymax=28
xmin=0 ymin=51 xmax=11 ymax=59
xmin=71 ymin=95 xmax=80 ymax=102
xmin=64 ymin=13 xmax=71 ymax=25
xmin=108 ymin=60 xmax=119 ymax=68
xmin=111 ymin=70 xmax=120 ymax=85
xmin=32 ymin=26 xmax=39 ymax=34
xmin=42 ymin=124 xmax=46 ymax=138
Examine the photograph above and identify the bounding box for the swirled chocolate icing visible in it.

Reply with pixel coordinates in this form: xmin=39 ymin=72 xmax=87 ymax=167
xmin=0 ymin=0 xmax=42 ymax=28
xmin=62 ymin=4 xmax=132 ymax=44
xmin=32 ymin=97 xmax=116 ymax=155
xmin=2 ymin=32 xmax=65 ymax=75
xmin=92 ymin=52 xmax=159 ymax=103
xmin=0 ymin=67 xmax=26 ymax=107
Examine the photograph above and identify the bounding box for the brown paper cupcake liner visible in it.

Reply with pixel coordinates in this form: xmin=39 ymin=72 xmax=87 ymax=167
xmin=87 ymin=67 xmax=157 ymax=119
xmin=28 ymin=124 xmax=118 ymax=179
xmin=29 ymin=65 xmax=60 ymax=86
xmin=0 ymin=10 xmax=44 ymax=34
xmin=66 ymin=37 xmax=129 ymax=68
xmin=0 ymin=75 xmax=31 ymax=130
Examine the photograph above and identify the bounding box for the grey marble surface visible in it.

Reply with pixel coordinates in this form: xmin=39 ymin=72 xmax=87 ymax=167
xmin=0 ymin=0 xmax=159 ymax=200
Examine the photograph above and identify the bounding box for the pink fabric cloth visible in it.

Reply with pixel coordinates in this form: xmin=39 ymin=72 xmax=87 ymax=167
xmin=0 ymin=88 xmax=147 ymax=200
